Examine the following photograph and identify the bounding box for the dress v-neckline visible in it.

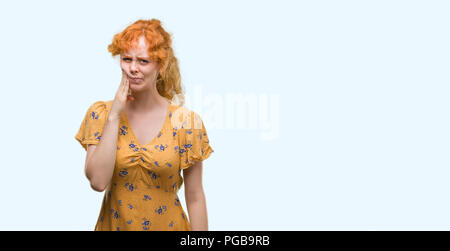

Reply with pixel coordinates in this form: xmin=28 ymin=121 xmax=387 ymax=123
xmin=122 ymin=101 xmax=172 ymax=147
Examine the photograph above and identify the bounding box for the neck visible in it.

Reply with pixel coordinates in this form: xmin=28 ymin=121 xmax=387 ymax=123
xmin=128 ymin=83 xmax=168 ymax=113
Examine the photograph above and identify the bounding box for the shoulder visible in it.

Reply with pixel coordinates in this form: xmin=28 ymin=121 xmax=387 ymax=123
xmin=85 ymin=100 xmax=113 ymax=119
xmin=88 ymin=100 xmax=113 ymax=111
xmin=171 ymin=104 xmax=201 ymax=117
xmin=170 ymin=105 xmax=204 ymax=130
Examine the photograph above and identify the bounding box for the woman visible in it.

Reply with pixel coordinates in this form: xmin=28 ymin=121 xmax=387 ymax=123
xmin=75 ymin=19 xmax=214 ymax=231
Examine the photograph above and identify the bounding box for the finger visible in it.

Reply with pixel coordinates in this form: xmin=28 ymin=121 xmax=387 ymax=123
xmin=123 ymin=79 xmax=129 ymax=95
xmin=121 ymin=72 xmax=127 ymax=87
xmin=121 ymin=76 xmax=127 ymax=92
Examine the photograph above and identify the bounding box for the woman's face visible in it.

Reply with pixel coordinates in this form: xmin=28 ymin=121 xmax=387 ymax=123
xmin=120 ymin=36 xmax=160 ymax=92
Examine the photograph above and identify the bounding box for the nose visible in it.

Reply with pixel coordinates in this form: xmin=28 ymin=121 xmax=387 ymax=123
xmin=130 ymin=61 xmax=138 ymax=74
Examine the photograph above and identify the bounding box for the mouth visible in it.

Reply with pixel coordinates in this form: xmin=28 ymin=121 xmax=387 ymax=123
xmin=130 ymin=77 xmax=143 ymax=82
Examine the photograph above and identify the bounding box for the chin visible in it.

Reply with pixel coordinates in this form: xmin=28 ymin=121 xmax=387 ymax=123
xmin=130 ymin=81 xmax=141 ymax=87
xmin=130 ymin=83 xmax=146 ymax=91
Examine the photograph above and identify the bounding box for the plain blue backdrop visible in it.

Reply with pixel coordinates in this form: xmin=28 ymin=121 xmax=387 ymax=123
xmin=0 ymin=0 xmax=449 ymax=230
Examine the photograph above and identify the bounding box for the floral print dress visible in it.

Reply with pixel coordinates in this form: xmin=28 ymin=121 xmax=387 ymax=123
xmin=75 ymin=100 xmax=214 ymax=231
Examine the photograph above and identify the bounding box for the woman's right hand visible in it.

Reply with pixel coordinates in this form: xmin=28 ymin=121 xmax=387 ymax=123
xmin=110 ymin=71 xmax=133 ymax=119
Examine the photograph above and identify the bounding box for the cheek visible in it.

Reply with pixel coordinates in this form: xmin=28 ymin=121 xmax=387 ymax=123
xmin=143 ymin=68 xmax=158 ymax=77
xmin=121 ymin=67 xmax=130 ymax=75
xmin=119 ymin=61 xmax=128 ymax=69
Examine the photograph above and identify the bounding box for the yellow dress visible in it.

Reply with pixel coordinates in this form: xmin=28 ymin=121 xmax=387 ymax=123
xmin=75 ymin=100 xmax=214 ymax=231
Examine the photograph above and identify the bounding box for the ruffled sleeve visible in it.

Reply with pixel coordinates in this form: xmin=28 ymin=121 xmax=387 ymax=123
xmin=178 ymin=110 xmax=214 ymax=170
xmin=75 ymin=101 xmax=110 ymax=151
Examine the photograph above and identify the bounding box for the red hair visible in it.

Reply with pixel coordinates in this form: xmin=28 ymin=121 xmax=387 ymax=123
xmin=107 ymin=19 xmax=185 ymax=105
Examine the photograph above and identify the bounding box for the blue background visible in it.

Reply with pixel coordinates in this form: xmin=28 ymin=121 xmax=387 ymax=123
xmin=0 ymin=0 xmax=449 ymax=230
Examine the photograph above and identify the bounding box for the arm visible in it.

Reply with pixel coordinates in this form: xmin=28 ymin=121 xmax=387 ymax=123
xmin=85 ymin=114 xmax=120 ymax=192
xmin=183 ymin=161 xmax=209 ymax=231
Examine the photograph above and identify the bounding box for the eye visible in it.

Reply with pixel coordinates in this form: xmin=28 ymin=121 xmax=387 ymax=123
xmin=140 ymin=60 xmax=149 ymax=63
xmin=122 ymin=58 xmax=131 ymax=61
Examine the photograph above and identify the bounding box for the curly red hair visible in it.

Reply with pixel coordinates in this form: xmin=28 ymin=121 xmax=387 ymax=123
xmin=107 ymin=19 xmax=185 ymax=105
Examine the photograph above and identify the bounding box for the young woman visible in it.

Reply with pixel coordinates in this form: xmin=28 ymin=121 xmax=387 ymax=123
xmin=75 ymin=19 xmax=214 ymax=231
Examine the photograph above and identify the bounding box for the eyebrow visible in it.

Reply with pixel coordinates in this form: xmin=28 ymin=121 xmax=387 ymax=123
xmin=123 ymin=55 xmax=150 ymax=60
